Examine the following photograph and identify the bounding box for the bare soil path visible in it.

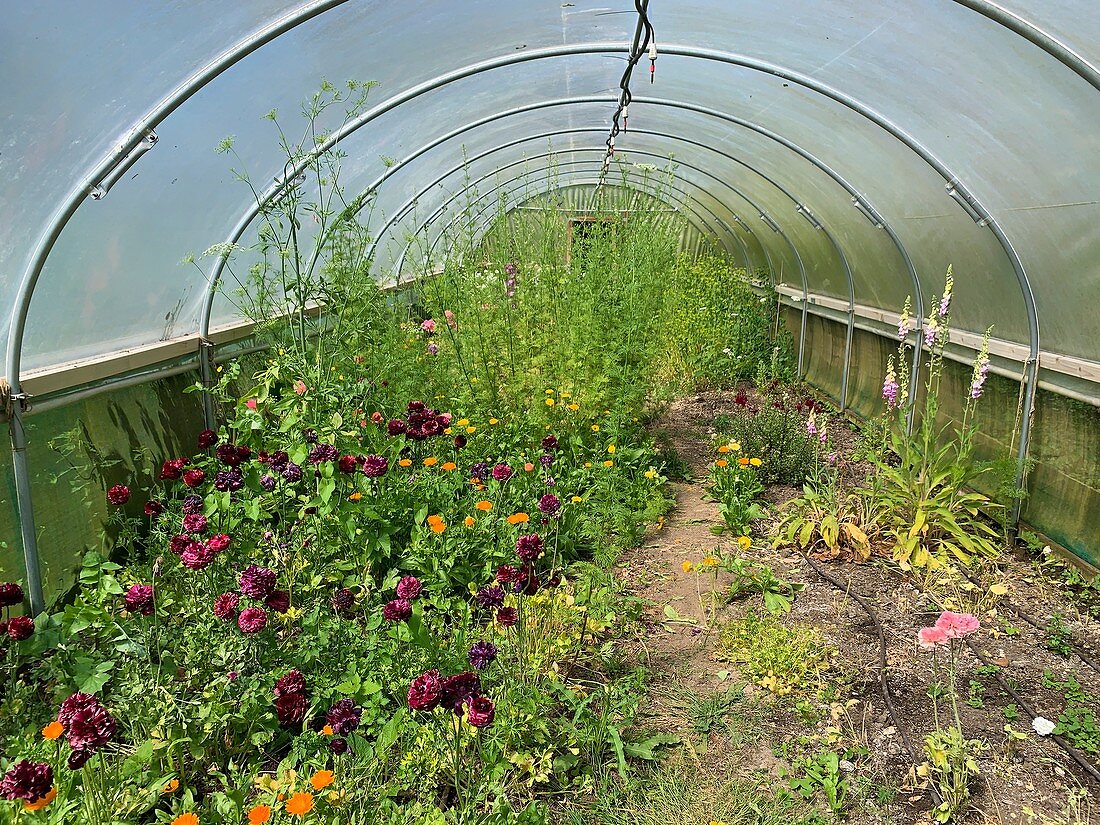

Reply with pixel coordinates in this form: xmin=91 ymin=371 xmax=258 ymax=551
xmin=611 ymin=390 xmax=1100 ymax=824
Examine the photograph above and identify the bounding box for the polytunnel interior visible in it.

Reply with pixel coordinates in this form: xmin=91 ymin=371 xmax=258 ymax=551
xmin=1 ymin=0 xmax=1098 ymax=608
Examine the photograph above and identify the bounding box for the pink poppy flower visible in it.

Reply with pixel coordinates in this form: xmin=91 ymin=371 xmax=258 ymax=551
xmin=934 ymin=611 xmax=980 ymax=639
xmin=421 ymin=319 xmax=436 ymax=333
xmin=293 ymin=380 xmax=307 ymax=395
xmin=245 ymin=399 xmax=258 ymax=410
xmin=917 ymin=626 xmax=949 ymax=649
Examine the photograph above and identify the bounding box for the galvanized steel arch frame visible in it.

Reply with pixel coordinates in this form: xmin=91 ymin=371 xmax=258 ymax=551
xmin=389 ymin=134 xmax=816 ymax=369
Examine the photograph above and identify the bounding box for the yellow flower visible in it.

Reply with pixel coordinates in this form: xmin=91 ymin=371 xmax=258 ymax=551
xmin=466 ymin=426 xmax=477 ymax=433
xmin=443 ymin=427 xmax=452 ymax=435
xmin=545 ymin=398 xmax=555 ymax=406
xmin=545 ymin=389 xmax=554 ymax=395
xmin=162 ymin=778 xmax=180 ymax=795
xmin=603 ymin=460 xmax=614 ymax=467
xmin=591 ymin=424 xmax=600 ymax=432
xmin=348 ymin=492 xmax=362 ymax=501
xmin=464 ymin=516 xmax=476 ymax=528
xmin=583 ymin=462 xmax=592 ymax=468
xmin=571 ymin=495 xmax=582 ymax=503
xmin=702 ymin=556 xmax=719 ymax=567
xmin=730 ymin=441 xmax=741 ymax=451
xmin=24 ymin=788 xmax=57 ymax=812
xmin=738 ymin=535 xmax=752 ymax=550
xmin=568 ymin=403 xmax=579 ymax=411
xmin=42 ymin=720 xmax=64 ymax=740
xmin=458 ymin=418 xmax=470 ymax=427
xmin=749 ymin=457 xmax=762 ymax=467
xmin=476 ymin=500 xmax=493 ymax=511
xmin=644 ymin=468 xmax=657 ymax=479
xmin=607 ymin=444 xmax=616 ymax=454
xmin=423 ymin=456 xmax=438 ymax=467
xmin=681 ymin=561 xmax=693 ymax=573
xmin=286 ymin=792 xmax=314 ymax=816
xmin=310 ymin=770 xmax=335 ymax=791
xmin=506 ymin=512 xmax=530 ymax=525
xmin=489 ymin=418 xmax=499 ymax=425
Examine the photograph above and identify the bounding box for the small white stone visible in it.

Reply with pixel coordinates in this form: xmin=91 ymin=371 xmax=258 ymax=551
xmin=1032 ymin=717 xmax=1057 ymax=736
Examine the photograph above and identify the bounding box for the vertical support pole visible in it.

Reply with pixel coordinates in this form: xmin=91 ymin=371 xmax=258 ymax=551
xmin=1011 ymin=355 xmax=1040 ymax=527
xmin=199 ymin=340 xmax=217 ymax=431
xmin=841 ymin=306 xmax=855 ymax=411
xmin=8 ymin=395 xmax=44 ymax=614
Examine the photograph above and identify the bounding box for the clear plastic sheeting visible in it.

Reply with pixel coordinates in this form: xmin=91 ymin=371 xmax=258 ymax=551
xmin=1 ymin=1 xmax=1097 ymax=375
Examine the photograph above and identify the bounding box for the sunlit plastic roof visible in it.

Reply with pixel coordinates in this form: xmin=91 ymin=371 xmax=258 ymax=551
xmin=2 ymin=1 xmax=1097 ymax=395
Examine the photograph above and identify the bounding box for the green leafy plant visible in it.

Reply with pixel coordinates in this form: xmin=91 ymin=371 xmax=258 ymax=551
xmin=718 ymin=611 xmax=841 ymax=699
xmin=787 ymin=749 xmax=850 ymax=818
xmin=864 ymin=270 xmax=1003 ymax=570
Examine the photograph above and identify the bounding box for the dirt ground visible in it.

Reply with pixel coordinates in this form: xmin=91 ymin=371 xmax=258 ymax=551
xmin=615 ymin=389 xmax=1100 ymax=824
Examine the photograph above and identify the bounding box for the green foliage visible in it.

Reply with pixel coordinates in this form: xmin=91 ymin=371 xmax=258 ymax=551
xmin=717 ymin=611 xmax=840 ymax=698
xmin=921 ymin=726 xmax=986 ymax=823
xmin=722 ymin=554 xmax=803 ymax=615
xmin=706 ymin=459 xmax=765 ymax=536
xmin=1043 ymin=671 xmax=1100 ymax=755
xmin=773 ymin=467 xmax=878 ymax=562
xmin=864 ymin=271 xmax=1003 ymax=571
xmin=786 ymin=749 xmax=850 ymax=818
xmin=1045 ymin=613 xmax=1074 ymax=657
xmin=712 ymin=385 xmax=821 ymax=485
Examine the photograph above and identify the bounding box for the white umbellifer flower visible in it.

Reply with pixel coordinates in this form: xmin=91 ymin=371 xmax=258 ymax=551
xmin=1032 ymin=717 xmax=1057 ymax=736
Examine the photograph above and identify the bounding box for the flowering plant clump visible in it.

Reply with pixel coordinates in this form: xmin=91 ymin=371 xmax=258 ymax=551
xmin=869 ymin=268 xmax=1003 ymax=570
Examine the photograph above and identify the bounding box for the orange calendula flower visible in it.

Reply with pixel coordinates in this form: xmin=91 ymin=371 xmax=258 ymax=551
xmin=715 ymin=459 xmax=728 ymax=468
xmin=398 ymin=458 xmax=412 ymax=468
xmin=322 ymin=724 xmax=334 ymax=736
xmin=427 ymin=514 xmax=444 ymax=525
xmin=423 ymin=456 xmax=438 ymax=467
xmin=430 ymin=521 xmax=447 ymax=534
xmin=717 ymin=445 xmax=730 ymax=454
xmin=42 ymin=720 xmax=64 ymax=740
xmin=348 ymin=492 xmax=362 ymax=501
xmin=248 ymin=805 xmax=272 ymax=824
xmin=506 ymin=513 xmax=529 ymax=525
xmin=524 ymin=462 xmax=534 ymax=472
xmin=476 ymin=500 xmax=493 ymax=511
xmin=738 ymin=457 xmax=750 ymax=467
xmin=162 ymin=778 xmax=180 ymax=794
xmin=442 ymin=462 xmax=457 ymax=471
xmin=172 ymin=814 xmax=199 ymax=825
xmin=310 ymin=770 xmax=335 ymax=791
xmin=24 ymin=788 xmax=57 ymax=812
xmin=464 ymin=516 xmax=476 ymax=528
xmin=286 ymin=793 xmax=314 ymax=816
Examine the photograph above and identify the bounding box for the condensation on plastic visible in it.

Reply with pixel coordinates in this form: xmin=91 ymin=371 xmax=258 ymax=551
xmin=2 ymin=0 xmax=1098 ymax=376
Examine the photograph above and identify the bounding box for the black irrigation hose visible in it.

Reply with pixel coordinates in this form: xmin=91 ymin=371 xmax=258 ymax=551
xmin=903 ymin=567 xmax=1100 ymax=788
xmin=955 ymin=566 xmax=1100 ymax=677
xmin=962 ymin=637 xmax=1100 ymax=787
xmin=795 ymin=551 xmax=943 ymax=805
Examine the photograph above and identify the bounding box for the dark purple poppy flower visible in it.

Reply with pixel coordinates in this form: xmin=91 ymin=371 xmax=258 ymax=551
xmin=382 ymin=598 xmax=412 ymax=622
xmin=0 ymin=760 xmax=53 ymax=803
xmin=124 ymin=584 xmax=155 ymax=616
xmin=468 ymin=640 xmax=498 ymax=670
